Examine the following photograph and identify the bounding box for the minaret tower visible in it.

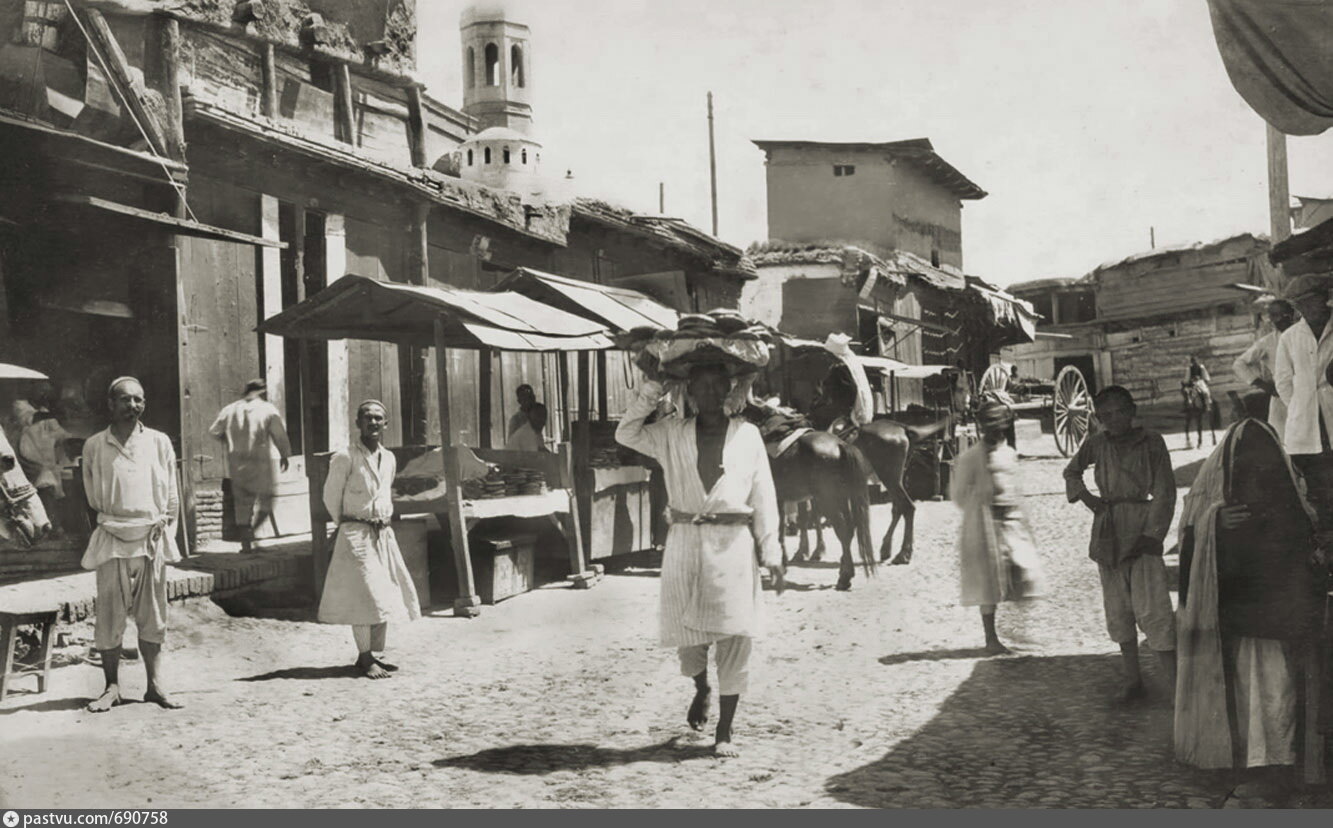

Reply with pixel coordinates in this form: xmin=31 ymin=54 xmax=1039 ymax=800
xmin=460 ymin=3 xmax=533 ymax=134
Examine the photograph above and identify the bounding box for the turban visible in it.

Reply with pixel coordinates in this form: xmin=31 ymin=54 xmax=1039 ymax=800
xmin=977 ymin=400 xmax=1014 ymax=429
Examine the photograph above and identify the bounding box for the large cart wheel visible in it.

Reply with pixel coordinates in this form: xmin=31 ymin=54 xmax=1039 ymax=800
xmin=978 ymin=362 xmax=1010 ymax=398
xmin=1052 ymin=365 xmax=1092 ymax=456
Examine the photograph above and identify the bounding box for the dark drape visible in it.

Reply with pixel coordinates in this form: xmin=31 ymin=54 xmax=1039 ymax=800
xmin=1208 ymin=0 xmax=1333 ymax=135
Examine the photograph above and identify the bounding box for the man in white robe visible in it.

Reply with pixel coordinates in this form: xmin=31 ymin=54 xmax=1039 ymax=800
xmin=209 ymin=379 xmax=292 ymax=550
xmin=82 ymin=377 xmax=183 ymax=713
xmin=1233 ymin=299 xmax=1296 ymax=442
xmin=504 ymin=403 xmax=548 ymax=453
xmin=317 ymin=400 xmax=421 ymax=679
xmin=616 ymin=363 xmax=783 ymax=757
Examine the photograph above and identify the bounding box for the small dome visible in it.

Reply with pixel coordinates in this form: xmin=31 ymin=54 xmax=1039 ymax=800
xmin=466 ymin=126 xmax=541 ymax=146
xmin=460 ymin=2 xmax=513 ymax=28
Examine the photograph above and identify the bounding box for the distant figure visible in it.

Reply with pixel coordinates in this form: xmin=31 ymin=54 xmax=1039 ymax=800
xmin=1064 ymin=385 xmax=1177 ymax=705
xmin=507 ymin=384 xmax=537 ymax=438
xmin=951 ymin=401 xmax=1045 ymax=654
xmin=1233 ymin=299 xmax=1298 ymax=442
xmin=317 ymin=400 xmax=421 ymax=679
xmin=505 ymin=402 xmax=548 ymax=452
xmin=19 ymin=397 xmax=72 ymax=536
xmin=1182 ymin=354 xmax=1215 ymax=449
xmin=209 ymin=380 xmax=292 ymax=551
xmin=82 ymin=377 xmax=183 ymax=713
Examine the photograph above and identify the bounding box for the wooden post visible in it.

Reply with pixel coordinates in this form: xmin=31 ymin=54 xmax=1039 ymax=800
xmin=406 ymin=85 xmax=428 ymax=168
xmin=479 ymin=348 xmax=494 ymax=448
xmin=260 ymin=43 xmax=277 ymax=118
xmin=436 ymin=319 xmax=481 ymax=617
xmin=402 ymin=202 xmax=430 ymax=443
xmin=707 ymin=91 xmax=718 ymax=237
xmin=82 ymin=10 xmax=172 ymax=158
xmin=577 ymin=351 xmax=591 ymax=424
xmin=595 ymin=350 xmax=609 ymax=421
xmin=558 ymin=442 xmax=594 ymax=587
xmin=1269 ymin=123 xmax=1292 ymax=246
xmin=334 ymin=63 xmax=356 ymax=145
xmin=145 ymin=15 xmax=184 ymax=161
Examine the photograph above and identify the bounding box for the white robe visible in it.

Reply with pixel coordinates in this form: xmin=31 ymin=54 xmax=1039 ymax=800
xmin=317 ymin=441 xmax=421 ymax=626
xmin=616 ymin=380 xmax=781 ymax=647
xmin=951 ymin=441 xmax=1044 ymax=606
xmin=208 ymin=398 xmax=292 ymax=496
xmin=1232 ymin=330 xmax=1287 ymax=442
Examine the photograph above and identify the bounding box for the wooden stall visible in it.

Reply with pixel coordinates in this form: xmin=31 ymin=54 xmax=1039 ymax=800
xmin=258 ymin=275 xmax=609 ymax=617
xmin=491 ymin=268 xmax=679 ymax=561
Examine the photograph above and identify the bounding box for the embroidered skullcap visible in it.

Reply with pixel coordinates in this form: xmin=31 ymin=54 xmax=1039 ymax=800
xmin=107 ymin=376 xmax=142 ymax=397
xmin=357 ymin=399 xmax=387 ymax=416
xmin=244 ymin=378 xmax=266 ymax=394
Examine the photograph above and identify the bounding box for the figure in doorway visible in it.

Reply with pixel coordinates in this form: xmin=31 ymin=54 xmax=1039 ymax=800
xmin=507 ymin=384 xmax=537 ymax=440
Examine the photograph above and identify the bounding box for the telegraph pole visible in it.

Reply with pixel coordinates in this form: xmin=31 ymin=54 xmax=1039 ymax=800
xmin=707 ymin=91 xmax=718 ymax=236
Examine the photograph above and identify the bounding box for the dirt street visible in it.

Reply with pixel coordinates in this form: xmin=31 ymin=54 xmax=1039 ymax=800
xmin=0 ymin=431 xmax=1319 ymax=808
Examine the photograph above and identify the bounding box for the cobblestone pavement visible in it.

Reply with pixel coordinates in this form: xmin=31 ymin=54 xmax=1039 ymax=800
xmin=0 ymin=430 xmax=1323 ymax=808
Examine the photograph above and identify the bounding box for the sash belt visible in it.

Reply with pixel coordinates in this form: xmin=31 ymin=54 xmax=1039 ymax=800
xmin=669 ymin=509 xmax=752 ymax=526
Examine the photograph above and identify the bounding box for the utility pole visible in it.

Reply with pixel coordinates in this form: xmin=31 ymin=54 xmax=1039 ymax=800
xmin=1268 ymin=122 xmax=1292 ymax=244
xmin=659 ymin=182 xmax=665 ymax=214
xmin=1150 ymin=226 xmax=1155 ymax=249
xmin=707 ymin=91 xmax=718 ymax=237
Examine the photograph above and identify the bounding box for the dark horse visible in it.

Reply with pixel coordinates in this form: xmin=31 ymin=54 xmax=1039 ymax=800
xmin=809 ymin=363 xmax=949 ymax=565
xmin=741 ymin=404 xmax=876 ymax=591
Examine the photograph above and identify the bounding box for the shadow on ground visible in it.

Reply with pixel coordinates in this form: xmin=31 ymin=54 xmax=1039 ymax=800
xmin=433 ymin=740 xmax=714 ymax=774
xmin=238 ymin=665 xmax=360 ymax=682
xmin=828 ymin=653 xmax=1234 ymax=808
xmin=0 ymin=696 xmax=89 ymax=715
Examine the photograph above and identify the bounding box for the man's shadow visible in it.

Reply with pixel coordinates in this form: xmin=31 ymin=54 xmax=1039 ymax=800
xmin=238 ymin=665 xmax=360 ymax=682
xmin=433 ymin=739 xmax=715 ymax=774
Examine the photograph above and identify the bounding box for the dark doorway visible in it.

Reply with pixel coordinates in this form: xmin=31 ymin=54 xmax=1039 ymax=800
xmin=1053 ymin=354 xmax=1097 ymax=392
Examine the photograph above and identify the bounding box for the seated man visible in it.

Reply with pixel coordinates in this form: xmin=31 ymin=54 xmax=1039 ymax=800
xmin=1176 ymin=417 xmax=1325 ymax=783
xmin=505 ymin=403 xmax=549 ymax=452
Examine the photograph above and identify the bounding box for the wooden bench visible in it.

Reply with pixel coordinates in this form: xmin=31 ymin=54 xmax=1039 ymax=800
xmin=0 ymin=609 xmax=58 ymax=701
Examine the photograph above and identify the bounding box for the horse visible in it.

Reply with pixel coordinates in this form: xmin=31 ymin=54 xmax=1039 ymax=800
xmin=809 ymin=364 xmax=950 ymax=565
xmin=0 ymin=426 xmax=50 ymax=549
xmin=741 ymin=404 xmax=876 ymax=591
xmin=1182 ymin=380 xmax=1216 ymax=449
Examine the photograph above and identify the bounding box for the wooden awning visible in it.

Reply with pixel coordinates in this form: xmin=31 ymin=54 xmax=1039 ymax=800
xmin=492 ymin=267 xmax=679 ymax=332
xmin=51 ymin=194 xmax=284 ymax=248
xmin=257 ymin=274 xmax=614 ymax=352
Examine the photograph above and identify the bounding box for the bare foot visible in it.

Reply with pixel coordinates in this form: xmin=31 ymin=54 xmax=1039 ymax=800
xmin=373 ymin=657 xmax=399 ymax=673
xmin=87 ymin=685 xmax=121 ymax=713
xmin=714 ymin=740 xmax=740 ymax=758
xmin=144 ymin=687 xmax=184 ymax=710
xmin=687 ymin=686 xmax=711 ymax=731
xmin=984 ymin=640 xmax=1011 ymax=655
xmin=358 ymin=656 xmax=391 ymax=680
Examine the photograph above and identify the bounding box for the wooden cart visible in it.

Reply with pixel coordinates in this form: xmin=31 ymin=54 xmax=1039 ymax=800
xmin=979 ymin=362 xmax=1094 ymax=456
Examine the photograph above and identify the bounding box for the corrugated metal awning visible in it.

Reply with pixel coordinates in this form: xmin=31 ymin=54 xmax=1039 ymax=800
xmin=257 ymin=275 xmax=613 ymax=351
xmin=492 ymin=267 xmax=679 ymax=332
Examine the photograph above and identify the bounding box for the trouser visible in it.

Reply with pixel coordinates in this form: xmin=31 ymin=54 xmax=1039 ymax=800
xmin=678 ymin=635 xmax=752 ymax=696
xmin=353 ymin=622 xmax=387 ymax=654
xmin=94 ymin=556 xmax=168 ymax=651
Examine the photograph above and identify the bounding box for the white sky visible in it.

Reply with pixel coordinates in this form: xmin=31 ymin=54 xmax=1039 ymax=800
xmin=417 ymin=0 xmax=1333 ymax=287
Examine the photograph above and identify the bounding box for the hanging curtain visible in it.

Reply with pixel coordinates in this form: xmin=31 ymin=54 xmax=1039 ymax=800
xmin=1208 ymin=0 xmax=1333 ymax=135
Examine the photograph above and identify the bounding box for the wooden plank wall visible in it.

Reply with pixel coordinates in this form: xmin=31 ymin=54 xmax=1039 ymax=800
xmin=1107 ymin=308 xmax=1257 ymax=409
xmin=1095 ymin=239 xmax=1261 ymax=321
xmin=344 ymin=215 xmax=404 ymax=446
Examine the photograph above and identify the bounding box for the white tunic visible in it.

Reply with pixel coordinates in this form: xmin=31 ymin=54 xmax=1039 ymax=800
xmin=316 ymin=440 xmax=421 ymax=626
xmin=615 ymin=380 xmax=781 ymax=647
xmin=208 ymin=398 xmax=292 ymax=495
xmin=1232 ymin=330 xmax=1287 ymax=442
xmin=1274 ymin=316 xmax=1333 ymax=455
xmin=80 ymin=423 xmax=180 ymax=571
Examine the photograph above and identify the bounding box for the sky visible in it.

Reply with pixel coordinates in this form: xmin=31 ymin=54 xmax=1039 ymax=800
xmin=416 ymin=0 xmax=1333 ymax=287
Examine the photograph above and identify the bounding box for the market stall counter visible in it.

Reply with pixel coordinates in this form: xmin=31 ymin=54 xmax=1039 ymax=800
xmin=258 ymin=274 xmax=610 ymax=617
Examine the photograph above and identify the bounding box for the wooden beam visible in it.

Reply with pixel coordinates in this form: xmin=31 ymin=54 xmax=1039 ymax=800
xmin=1268 ymin=123 xmax=1292 ymax=247
xmin=80 ymin=9 xmax=173 ymax=159
xmin=595 ymin=350 xmax=608 ymax=421
xmin=51 ymin=193 xmax=285 ymax=248
xmin=402 ymin=201 xmax=430 ymax=444
xmin=334 ymin=62 xmax=356 ymax=146
xmin=436 ymin=319 xmax=481 ymax=618
xmin=260 ymin=43 xmax=277 ymax=118
xmin=144 ymin=15 xmax=185 ymax=163
xmin=479 ymin=348 xmax=493 ymax=448
xmin=406 ymin=85 xmax=428 ymax=168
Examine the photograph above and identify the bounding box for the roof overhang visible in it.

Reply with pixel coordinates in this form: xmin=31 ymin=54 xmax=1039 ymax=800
xmin=492 ymin=267 xmax=679 ymax=332
xmin=751 ymin=138 xmax=987 ymax=200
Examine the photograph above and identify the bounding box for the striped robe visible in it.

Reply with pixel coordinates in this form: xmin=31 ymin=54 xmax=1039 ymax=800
xmin=615 ymin=380 xmax=782 ymax=647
